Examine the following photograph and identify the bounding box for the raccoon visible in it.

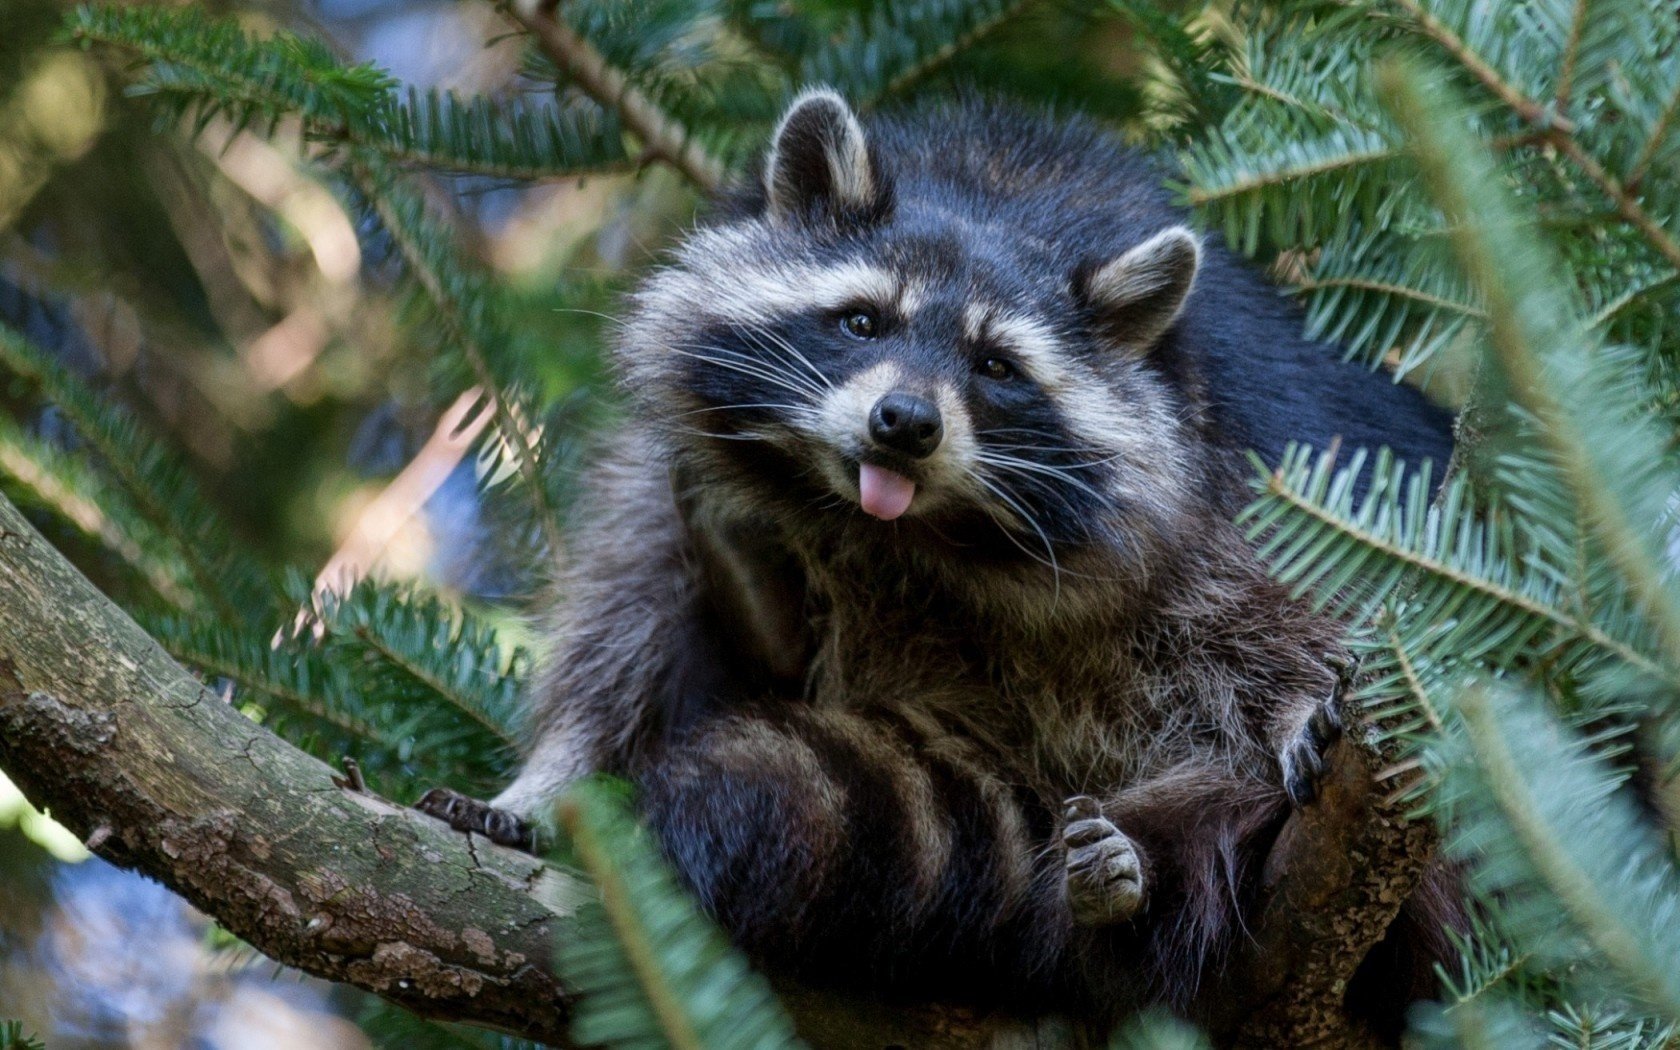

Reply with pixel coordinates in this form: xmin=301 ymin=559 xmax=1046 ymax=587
xmin=419 ymin=91 xmax=1457 ymax=1025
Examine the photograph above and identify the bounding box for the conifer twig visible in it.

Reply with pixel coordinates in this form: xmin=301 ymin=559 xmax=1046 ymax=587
xmin=864 ymin=0 xmax=1040 ymax=107
xmin=503 ymin=0 xmax=726 ymax=191
xmin=298 ymin=387 xmax=491 ymax=619
xmin=351 ymin=165 xmax=567 ymax=558
xmin=1379 ymin=0 xmax=1680 ymax=271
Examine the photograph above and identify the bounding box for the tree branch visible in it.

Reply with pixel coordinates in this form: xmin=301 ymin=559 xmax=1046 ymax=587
xmin=0 ymin=489 xmax=1076 ymax=1046
xmin=0 ymin=491 xmax=580 ymax=1044
xmin=1218 ymin=736 xmax=1436 ymax=1048
xmin=503 ymin=0 xmax=726 ymax=192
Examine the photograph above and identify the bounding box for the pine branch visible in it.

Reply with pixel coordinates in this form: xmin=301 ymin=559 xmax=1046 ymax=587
xmin=1180 ymin=127 xmax=1404 ymax=253
xmin=68 ymin=5 xmax=631 ymax=180
xmin=1437 ymin=915 xmax=1531 ymax=1009
xmin=317 ymin=583 xmax=524 ymax=753
xmin=351 ymin=163 xmax=566 ymax=558
xmin=1377 ymin=0 xmax=1574 ymax=134
xmin=1440 ymin=683 xmax=1680 ymax=1018
xmin=0 ymin=416 xmax=195 ymax=612
xmin=1628 ymin=79 xmax=1680 ymax=188
xmin=0 ymin=323 xmax=271 ymax=623
xmin=1381 ymin=59 xmax=1680 ymax=666
xmin=555 ymin=781 xmax=804 ymax=1050
xmin=1243 ymin=447 xmax=1673 ymax=689
xmin=503 ymin=0 xmax=726 ymax=191
xmin=1554 ymin=0 xmax=1588 ymax=110
xmin=798 ymin=0 xmax=1044 ymax=109
xmin=152 ymin=618 xmax=390 ymax=754
xmin=1294 ymin=225 xmax=1485 ymax=371
xmin=1372 ymin=0 xmax=1680 ymax=272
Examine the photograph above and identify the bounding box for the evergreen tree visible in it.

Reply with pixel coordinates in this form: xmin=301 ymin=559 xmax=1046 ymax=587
xmin=0 ymin=0 xmax=1677 ymax=1046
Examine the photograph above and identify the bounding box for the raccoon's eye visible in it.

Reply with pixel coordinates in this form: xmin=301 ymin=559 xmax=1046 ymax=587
xmin=979 ymin=357 xmax=1017 ymax=381
xmin=840 ymin=309 xmax=879 ymax=340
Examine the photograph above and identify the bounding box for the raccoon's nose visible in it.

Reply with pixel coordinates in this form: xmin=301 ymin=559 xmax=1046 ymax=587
xmin=869 ymin=393 xmax=943 ymax=459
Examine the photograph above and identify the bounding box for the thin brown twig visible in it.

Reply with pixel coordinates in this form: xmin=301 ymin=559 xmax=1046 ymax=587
xmin=1382 ymin=0 xmax=1680 ymax=272
xmin=503 ymin=0 xmax=725 ymax=192
xmin=1554 ymin=0 xmax=1588 ymax=111
xmin=293 ymin=387 xmax=493 ymax=637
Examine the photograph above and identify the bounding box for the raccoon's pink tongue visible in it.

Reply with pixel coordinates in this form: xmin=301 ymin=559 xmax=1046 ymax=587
xmin=859 ymin=463 xmax=916 ymax=521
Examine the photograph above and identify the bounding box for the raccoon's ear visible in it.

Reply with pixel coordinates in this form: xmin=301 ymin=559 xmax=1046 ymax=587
xmin=1079 ymin=226 xmax=1201 ymax=351
xmin=765 ymin=88 xmax=881 ymax=224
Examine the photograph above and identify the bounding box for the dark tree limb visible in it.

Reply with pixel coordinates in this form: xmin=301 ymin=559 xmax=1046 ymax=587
xmin=0 ymin=488 xmax=1432 ymax=1047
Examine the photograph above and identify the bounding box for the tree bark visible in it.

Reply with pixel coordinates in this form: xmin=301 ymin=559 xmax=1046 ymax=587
xmin=0 ymin=490 xmax=1432 ymax=1046
xmin=0 ymin=493 xmax=580 ymax=1043
xmin=1216 ymin=739 xmax=1437 ymax=1049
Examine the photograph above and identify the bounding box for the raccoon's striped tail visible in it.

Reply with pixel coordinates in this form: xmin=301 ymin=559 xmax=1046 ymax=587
xmin=634 ymin=705 xmax=1289 ymax=1016
xmin=635 ymin=704 xmax=1079 ymax=1006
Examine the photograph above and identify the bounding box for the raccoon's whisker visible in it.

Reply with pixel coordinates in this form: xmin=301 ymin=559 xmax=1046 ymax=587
xmin=674 ymin=403 xmax=806 ymax=419
xmin=667 ymin=424 xmax=774 ymax=443
xmin=551 ymin=306 xmax=632 ymax=331
xmin=733 ymin=327 xmax=828 ymax=397
xmin=981 ymin=469 xmax=1097 ymax=537
xmin=739 ymin=324 xmax=833 ymax=392
xmin=975 ymin=452 xmax=1110 ymax=503
xmin=665 ymin=346 xmax=822 ymax=400
xmin=976 ymin=427 xmax=1103 ymax=448
xmin=679 ymin=341 xmax=827 ymax=400
xmin=971 ymin=473 xmax=1063 ymax=602
xmin=981 ymin=443 xmax=1127 ymax=467
xmin=976 ymin=467 xmax=1129 ymax=581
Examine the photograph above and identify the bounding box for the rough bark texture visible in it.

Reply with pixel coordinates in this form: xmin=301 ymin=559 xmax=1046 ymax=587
xmin=0 ymin=490 xmax=1432 ymax=1047
xmin=0 ymin=494 xmax=582 ymax=1043
xmin=1218 ymin=739 xmax=1437 ymax=1049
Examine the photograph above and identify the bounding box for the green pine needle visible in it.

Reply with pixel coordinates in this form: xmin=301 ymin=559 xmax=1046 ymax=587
xmin=1434 ymin=683 xmax=1680 ymax=1019
xmin=554 ymin=780 xmax=806 ymax=1050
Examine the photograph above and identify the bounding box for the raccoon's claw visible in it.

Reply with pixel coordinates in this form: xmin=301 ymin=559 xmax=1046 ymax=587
xmin=1282 ymin=698 xmax=1344 ymax=807
xmin=1061 ymin=796 xmax=1146 ymax=926
xmin=415 ymin=787 xmax=535 ymax=852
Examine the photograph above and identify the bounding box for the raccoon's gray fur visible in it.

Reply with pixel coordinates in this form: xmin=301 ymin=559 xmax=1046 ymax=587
xmin=419 ymin=90 xmax=1458 ymax=1026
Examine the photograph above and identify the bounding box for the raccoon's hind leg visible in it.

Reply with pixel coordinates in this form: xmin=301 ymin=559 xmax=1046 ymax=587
xmin=1076 ymin=764 xmax=1288 ymax=1009
xmin=1061 ymin=795 xmax=1146 ymax=926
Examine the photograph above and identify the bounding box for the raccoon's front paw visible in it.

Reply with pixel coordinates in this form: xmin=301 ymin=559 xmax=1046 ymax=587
xmin=415 ymin=787 xmax=535 ymax=852
xmin=1061 ymin=796 xmax=1146 ymax=926
xmin=1281 ymin=696 xmax=1345 ymax=807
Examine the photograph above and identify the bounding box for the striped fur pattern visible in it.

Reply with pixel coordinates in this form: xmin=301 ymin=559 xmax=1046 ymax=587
xmin=484 ymin=92 xmax=1459 ymax=1023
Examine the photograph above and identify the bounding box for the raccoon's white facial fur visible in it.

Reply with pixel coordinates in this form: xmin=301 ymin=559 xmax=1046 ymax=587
xmin=623 ymin=89 xmax=1212 ymax=566
xmin=810 ymin=361 xmax=982 ymax=520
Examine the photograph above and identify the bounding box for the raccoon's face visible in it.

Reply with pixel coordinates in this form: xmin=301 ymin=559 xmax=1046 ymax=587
xmin=626 ymin=90 xmax=1204 ymax=565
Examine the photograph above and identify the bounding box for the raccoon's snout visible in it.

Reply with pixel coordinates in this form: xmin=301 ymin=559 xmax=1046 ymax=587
xmin=869 ymin=393 xmax=943 ymax=459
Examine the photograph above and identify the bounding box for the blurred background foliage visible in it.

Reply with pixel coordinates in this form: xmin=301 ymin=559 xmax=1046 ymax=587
xmin=3 ymin=0 xmax=1680 ymax=1047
